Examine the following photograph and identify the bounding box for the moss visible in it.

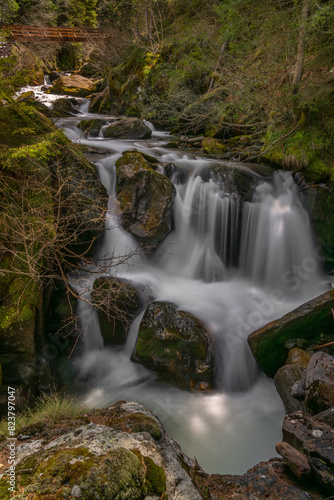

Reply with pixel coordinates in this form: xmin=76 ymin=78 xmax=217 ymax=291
xmin=107 ymin=412 xmax=162 ymax=440
xmin=202 ymin=137 xmax=226 ymax=157
xmin=144 ymin=456 xmax=166 ymax=495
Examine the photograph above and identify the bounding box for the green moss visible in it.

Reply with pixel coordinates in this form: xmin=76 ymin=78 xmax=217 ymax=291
xmin=144 ymin=456 xmax=166 ymax=495
xmin=108 ymin=412 xmax=162 ymax=440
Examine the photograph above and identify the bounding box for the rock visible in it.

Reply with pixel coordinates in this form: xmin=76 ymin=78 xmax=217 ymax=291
xmin=1 ymin=401 xmax=202 ymax=500
xmin=88 ymin=87 xmax=111 ymax=114
xmin=314 ymin=407 xmax=334 ymax=427
xmin=50 ymin=75 xmax=97 ymax=97
xmin=208 ymin=459 xmax=320 ymax=499
xmin=286 ymin=347 xmax=312 ymax=367
xmin=291 ymin=378 xmax=306 ymax=401
xmin=116 ymin=151 xmax=176 ymax=247
xmin=15 ymin=90 xmax=35 ymax=102
xmin=52 ymin=97 xmax=80 ymax=117
xmin=92 ymin=278 xmax=140 ymax=345
xmin=282 ymin=411 xmax=334 ymax=469
xmin=309 ymin=456 xmax=334 ymax=494
xmin=274 ymin=364 xmax=305 ymax=413
xmin=276 ymin=441 xmax=311 ymax=479
xmin=78 ymin=119 xmax=103 ymax=137
xmin=248 ymin=289 xmax=334 ymax=377
xmin=132 ymin=301 xmax=215 ymax=390
xmin=164 ymin=141 xmax=179 ymax=148
xmin=103 ymin=117 xmax=152 ymax=140
xmin=304 ymin=352 xmax=334 ymax=414
xmin=202 ymin=137 xmax=226 ymax=156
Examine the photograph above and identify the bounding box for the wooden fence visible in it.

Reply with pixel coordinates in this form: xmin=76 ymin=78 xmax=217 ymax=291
xmin=0 ymin=25 xmax=114 ymax=43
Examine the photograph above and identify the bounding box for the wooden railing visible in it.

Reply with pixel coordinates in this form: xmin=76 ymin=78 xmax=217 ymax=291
xmin=0 ymin=25 xmax=114 ymax=42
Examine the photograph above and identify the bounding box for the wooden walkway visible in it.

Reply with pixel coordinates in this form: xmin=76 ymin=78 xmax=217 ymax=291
xmin=0 ymin=25 xmax=114 ymax=43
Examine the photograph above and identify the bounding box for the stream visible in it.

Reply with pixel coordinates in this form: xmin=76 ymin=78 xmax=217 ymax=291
xmin=21 ymin=86 xmax=329 ymax=474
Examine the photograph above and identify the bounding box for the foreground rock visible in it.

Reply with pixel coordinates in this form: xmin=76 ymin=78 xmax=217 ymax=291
xmin=116 ymin=151 xmax=176 ymax=247
xmin=50 ymin=75 xmax=97 ymax=97
xmin=132 ymin=301 xmax=215 ymax=390
xmin=281 ymin=411 xmax=334 ymax=494
xmin=248 ymin=289 xmax=334 ymax=377
xmin=103 ymin=117 xmax=152 ymax=139
xmin=303 ymin=352 xmax=334 ymax=414
xmin=92 ymin=278 xmax=140 ymax=345
xmin=0 ymin=402 xmax=202 ymax=500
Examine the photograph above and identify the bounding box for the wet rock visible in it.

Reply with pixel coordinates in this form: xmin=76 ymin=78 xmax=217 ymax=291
xmin=50 ymin=75 xmax=97 ymax=97
xmin=15 ymin=90 xmax=35 ymax=102
xmin=286 ymin=347 xmax=312 ymax=368
xmin=103 ymin=117 xmax=152 ymax=139
xmin=88 ymin=86 xmax=111 ymax=114
xmin=78 ymin=119 xmax=103 ymax=137
xmin=248 ymin=289 xmax=334 ymax=377
xmin=202 ymin=137 xmax=227 ymax=157
xmin=132 ymin=301 xmax=215 ymax=390
xmin=276 ymin=441 xmax=311 ymax=479
xmin=274 ymin=364 xmax=305 ymax=413
xmin=116 ymin=151 xmax=176 ymax=247
xmin=282 ymin=412 xmax=334 ymax=469
xmin=304 ymin=352 xmax=334 ymax=414
xmin=92 ymin=278 xmax=140 ymax=345
xmin=52 ymin=97 xmax=80 ymax=117
xmin=291 ymin=377 xmax=306 ymax=401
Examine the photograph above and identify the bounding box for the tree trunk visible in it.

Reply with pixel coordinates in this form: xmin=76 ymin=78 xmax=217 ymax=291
xmin=292 ymin=0 xmax=309 ymax=88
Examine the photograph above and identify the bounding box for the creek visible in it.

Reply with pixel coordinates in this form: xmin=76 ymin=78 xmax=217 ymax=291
xmin=24 ymin=87 xmax=329 ymax=474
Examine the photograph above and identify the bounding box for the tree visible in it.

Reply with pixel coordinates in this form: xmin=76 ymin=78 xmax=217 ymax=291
xmin=292 ymin=0 xmax=310 ymax=88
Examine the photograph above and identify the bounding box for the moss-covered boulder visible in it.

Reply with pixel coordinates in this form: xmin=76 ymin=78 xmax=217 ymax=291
xmin=132 ymin=301 xmax=215 ymax=390
xmin=51 ymin=97 xmax=81 ymax=117
xmin=202 ymin=137 xmax=227 ymax=157
xmin=92 ymin=278 xmax=140 ymax=345
xmin=103 ymin=117 xmax=152 ymax=140
xmin=88 ymin=86 xmax=112 ymax=114
xmin=248 ymin=289 xmax=334 ymax=378
xmin=50 ymin=75 xmax=97 ymax=97
xmin=116 ymin=151 xmax=176 ymax=247
xmin=0 ymin=401 xmax=202 ymax=499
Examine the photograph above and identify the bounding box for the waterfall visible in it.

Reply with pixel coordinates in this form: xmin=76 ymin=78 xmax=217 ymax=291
xmin=50 ymin=103 xmax=328 ymax=475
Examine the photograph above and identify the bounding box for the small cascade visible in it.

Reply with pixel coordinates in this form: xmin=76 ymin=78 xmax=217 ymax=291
xmin=76 ymin=293 xmax=104 ymax=352
xmin=43 ymin=75 xmax=52 ymax=86
xmin=154 ymin=173 xmax=240 ymax=280
xmin=240 ymin=172 xmax=322 ymax=294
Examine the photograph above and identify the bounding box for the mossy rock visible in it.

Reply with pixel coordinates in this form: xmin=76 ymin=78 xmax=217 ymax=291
xmin=116 ymin=151 xmax=176 ymax=247
xmin=132 ymin=301 xmax=215 ymax=390
xmin=108 ymin=411 xmax=162 ymax=440
xmin=202 ymin=137 xmax=227 ymax=157
xmin=248 ymin=289 xmax=334 ymax=378
xmin=78 ymin=118 xmax=104 ymax=137
xmin=92 ymin=278 xmax=140 ymax=345
xmin=51 ymin=97 xmax=80 ymax=117
xmin=103 ymin=117 xmax=152 ymax=140
xmin=10 ymin=444 xmax=166 ymax=499
xmin=50 ymin=75 xmax=97 ymax=97
xmin=88 ymin=87 xmax=112 ymax=114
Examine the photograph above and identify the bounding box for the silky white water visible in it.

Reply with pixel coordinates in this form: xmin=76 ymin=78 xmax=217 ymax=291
xmin=54 ymin=102 xmax=329 ymax=475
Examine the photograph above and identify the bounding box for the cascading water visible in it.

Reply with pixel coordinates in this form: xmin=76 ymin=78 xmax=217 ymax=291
xmin=52 ymin=104 xmax=328 ymax=474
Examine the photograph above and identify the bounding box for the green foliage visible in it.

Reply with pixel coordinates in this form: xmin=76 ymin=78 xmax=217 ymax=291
xmin=0 ymin=392 xmax=87 ymax=439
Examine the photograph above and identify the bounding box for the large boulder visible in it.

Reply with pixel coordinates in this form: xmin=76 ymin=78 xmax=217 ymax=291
xmin=51 ymin=97 xmax=81 ymax=117
xmin=0 ymin=402 xmax=202 ymax=500
xmin=304 ymin=352 xmax=334 ymax=415
xmin=116 ymin=151 xmax=176 ymax=247
xmin=50 ymin=75 xmax=97 ymax=97
xmin=132 ymin=301 xmax=215 ymax=390
xmin=103 ymin=117 xmax=152 ymax=140
xmin=92 ymin=278 xmax=140 ymax=345
xmin=248 ymin=289 xmax=334 ymax=377
xmin=88 ymin=87 xmax=112 ymax=114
